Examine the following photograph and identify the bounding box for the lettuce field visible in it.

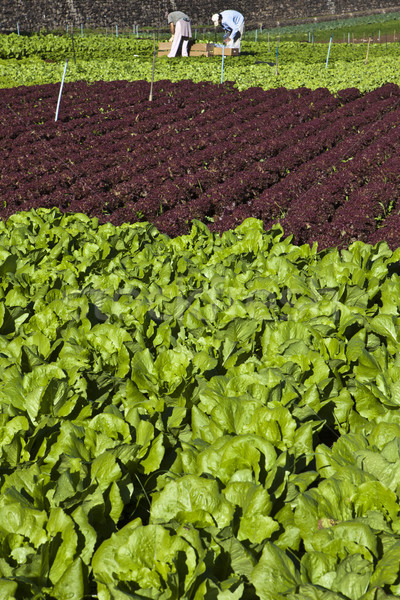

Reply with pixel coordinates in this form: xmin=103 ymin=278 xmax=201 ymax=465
xmin=1 ymin=35 xmax=400 ymax=91
xmin=2 ymin=210 xmax=400 ymax=599
xmin=1 ymin=21 xmax=400 ymax=600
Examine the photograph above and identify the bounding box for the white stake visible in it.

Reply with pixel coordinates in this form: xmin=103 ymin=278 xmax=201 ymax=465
xmin=325 ymin=34 xmax=333 ymax=68
xmin=365 ymin=37 xmax=371 ymax=64
xmin=55 ymin=60 xmax=69 ymax=122
xmin=149 ymin=33 xmax=156 ymax=101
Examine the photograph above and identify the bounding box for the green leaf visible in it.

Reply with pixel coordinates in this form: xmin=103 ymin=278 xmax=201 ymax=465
xmin=0 ymin=581 xmax=18 ymax=600
xmin=223 ymin=482 xmax=278 ymax=543
xmin=93 ymin=521 xmax=204 ymax=598
xmin=140 ymin=432 xmax=165 ymax=474
xmin=300 ymin=551 xmax=337 ymax=588
xmin=0 ymin=488 xmax=47 ymax=548
xmin=150 ymin=474 xmax=234 ymax=528
xmin=0 ymin=250 xmax=17 ymax=276
xmin=215 ymin=534 xmax=255 ymax=580
xmin=370 ymin=541 xmax=400 ymax=588
xmin=193 ymin=351 xmax=218 ymax=374
xmin=154 ymin=348 xmax=191 ymax=393
xmin=91 ymin=451 xmax=122 ymax=491
xmin=369 ymin=315 xmax=399 ymax=346
xmin=51 ymin=557 xmax=85 ymax=600
xmin=332 ymin=554 xmax=373 ymax=600
xmin=71 ymin=505 xmax=97 ymax=565
xmin=193 ymin=434 xmax=277 ymax=485
xmin=287 ymin=584 xmax=354 ymax=599
xmin=130 ymin=348 xmax=158 ymax=393
xmin=47 ymin=508 xmax=78 ymax=585
xmin=316 ymin=521 xmax=378 ymax=561
xmin=251 ymin=542 xmax=301 ymax=599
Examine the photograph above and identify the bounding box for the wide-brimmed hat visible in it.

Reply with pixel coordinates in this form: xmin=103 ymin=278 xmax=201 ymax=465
xmin=211 ymin=13 xmax=221 ymax=26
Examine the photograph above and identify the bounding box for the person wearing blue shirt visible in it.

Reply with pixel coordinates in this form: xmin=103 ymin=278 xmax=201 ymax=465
xmin=211 ymin=10 xmax=245 ymax=52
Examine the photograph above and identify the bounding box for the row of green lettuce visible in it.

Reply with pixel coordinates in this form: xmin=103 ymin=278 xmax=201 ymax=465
xmin=1 ymin=31 xmax=400 ymax=91
xmin=2 ymin=208 xmax=400 ymax=598
xmin=2 ymin=32 xmax=400 ymax=61
xmin=1 ymin=39 xmax=400 ymax=92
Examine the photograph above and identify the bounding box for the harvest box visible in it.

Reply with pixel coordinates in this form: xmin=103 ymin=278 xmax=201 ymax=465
xmin=157 ymin=41 xmax=171 ymax=57
xmin=189 ymin=43 xmax=215 ymax=57
xmin=157 ymin=42 xmax=239 ymax=57
xmin=212 ymin=47 xmax=239 ymax=56
xmin=157 ymin=41 xmax=214 ymax=57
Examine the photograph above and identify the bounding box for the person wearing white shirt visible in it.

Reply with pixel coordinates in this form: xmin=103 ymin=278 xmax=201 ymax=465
xmin=166 ymin=11 xmax=192 ymax=57
xmin=211 ymin=10 xmax=245 ymax=52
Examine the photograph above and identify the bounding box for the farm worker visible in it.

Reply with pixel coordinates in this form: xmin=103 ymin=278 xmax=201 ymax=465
xmin=166 ymin=11 xmax=192 ymax=57
xmin=211 ymin=10 xmax=245 ymax=51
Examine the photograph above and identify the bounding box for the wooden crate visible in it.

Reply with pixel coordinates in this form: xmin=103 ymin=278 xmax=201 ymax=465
xmin=190 ymin=43 xmax=214 ymax=56
xmin=212 ymin=47 xmax=239 ymax=56
xmin=157 ymin=41 xmax=214 ymax=57
xmin=158 ymin=41 xmax=172 ymax=57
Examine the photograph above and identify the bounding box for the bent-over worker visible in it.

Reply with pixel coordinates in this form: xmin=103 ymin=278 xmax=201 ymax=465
xmin=166 ymin=11 xmax=192 ymax=57
xmin=211 ymin=10 xmax=244 ymax=52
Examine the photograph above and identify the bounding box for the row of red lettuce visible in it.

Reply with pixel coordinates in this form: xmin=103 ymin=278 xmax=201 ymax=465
xmin=1 ymin=79 xmax=400 ymax=249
